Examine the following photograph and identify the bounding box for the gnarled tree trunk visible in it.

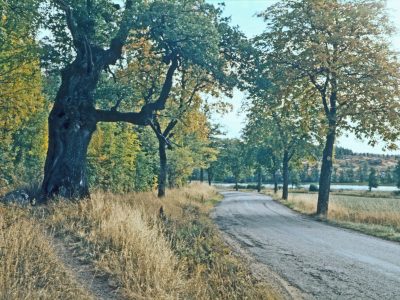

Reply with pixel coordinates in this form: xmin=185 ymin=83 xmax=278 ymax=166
xmin=40 ymin=53 xmax=100 ymax=201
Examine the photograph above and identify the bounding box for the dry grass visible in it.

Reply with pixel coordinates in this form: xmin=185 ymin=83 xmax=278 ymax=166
xmin=0 ymin=205 xmax=91 ymax=299
xmin=27 ymin=183 xmax=277 ymax=299
xmin=269 ymin=190 xmax=400 ymax=242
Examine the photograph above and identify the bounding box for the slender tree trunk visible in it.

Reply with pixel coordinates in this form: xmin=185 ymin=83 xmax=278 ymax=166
xmin=235 ymin=177 xmax=239 ymax=191
xmin=257 ymin=166 xmax=262 ymax=192
xmin=282 ymin=150 xmax=289 ymax=200
xmin=273 ymin=172 xmax=278 ymax=194
xmin=200 ymin=168 xmax=204 ymax=183
xmin=157 ymin=137 xmax=167 ymax=198
xmin=207 ymin=168 xmax=213 ymax=186
xmin=317 ymin=127 xmax=336 ymax=216
xmin=317 ymin=75 xmax=337 ymax=217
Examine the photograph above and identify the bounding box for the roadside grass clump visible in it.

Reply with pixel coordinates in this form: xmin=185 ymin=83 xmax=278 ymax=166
xmin=0 ymin=204 xmax=91 ymax=300
xmin=268 ymin=190 xmax=400 ymax=242
xmin=36 ymin=183 xmax=276 ymax=299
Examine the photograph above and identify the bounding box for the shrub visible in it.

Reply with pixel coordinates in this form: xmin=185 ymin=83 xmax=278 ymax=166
xmin=309 ymin=184 xmax=319 ymax=192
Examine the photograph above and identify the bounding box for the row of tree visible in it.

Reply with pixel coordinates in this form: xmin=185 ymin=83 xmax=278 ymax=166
xmin=205 ymin=140 xmax=400 ymax=189
xmin=199 ymin=0 xmax=400 ymax=216
xmin=239 ymin=0 xmax=400 ymax=216
xmin=1 ymin=0 xmax=231 ymax=198
xmin=2 ymin=0 xmax=400 ymax=219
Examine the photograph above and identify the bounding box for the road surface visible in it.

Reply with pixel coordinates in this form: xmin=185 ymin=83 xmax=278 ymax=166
xmin=214 ymin=191 xmax=400 ymax=300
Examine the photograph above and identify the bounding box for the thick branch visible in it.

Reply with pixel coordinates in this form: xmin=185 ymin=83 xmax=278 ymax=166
xmin=101 ymin=0 xmax=134 ymax=66
xmin=96 ymin=110 xmax=148 ymax=125
xmin=163 ymin=119 xmax=178 ymax=137
xmin=96 ymin=57 xmax=179 ymax=125
xmin=54 ymin=0 xmax=84 ymax=49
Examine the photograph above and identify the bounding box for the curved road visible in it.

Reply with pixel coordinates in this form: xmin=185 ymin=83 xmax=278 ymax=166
xmin=214 ymin=191 xmax=400 ymax=300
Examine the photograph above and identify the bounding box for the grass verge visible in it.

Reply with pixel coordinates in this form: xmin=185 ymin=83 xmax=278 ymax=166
xmin=0 ymin=204 xmax=91 ymax=299
xmin=265 ymin=190 xmax=400 ymax=242
xmin=8 ymin=183 xmax=276 ymax=299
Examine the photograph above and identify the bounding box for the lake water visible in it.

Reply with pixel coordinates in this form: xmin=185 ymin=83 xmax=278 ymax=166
xmin=214 ymin=183 xmax=399 ymax=192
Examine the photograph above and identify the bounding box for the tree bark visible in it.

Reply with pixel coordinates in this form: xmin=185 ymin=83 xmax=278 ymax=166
xmin=273 ymin=172 xmax=278 ymax=194
xmin=151 ymin=118 xmax=177 ymax=198
xmin=257 ymin=166 xmax=262 ymax=192
xmin=39 ymin=52 xmax=100 ymax=201
xmin=317 ymin=126 xmax=336 ymax=216
xmin=157 ymin=137 xmax=167 ymax=198
xmin=317 ymin=74 xmax=337 ymax=217
xmin=207 ymin=168 xmax=213 ymax=186
xmin=200 ymin=168 xmax=204 ymax=183
xmin=282 ymin=150 xmax=289 ymax=200
xmin=235 ymin=178 xmax=239 ymax=191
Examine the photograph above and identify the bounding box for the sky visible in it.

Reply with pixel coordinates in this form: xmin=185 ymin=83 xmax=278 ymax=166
xmin=207 ymin=0 xmax=400 ymax=154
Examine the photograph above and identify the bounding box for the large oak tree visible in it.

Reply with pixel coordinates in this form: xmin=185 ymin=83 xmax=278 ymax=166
xmin=38 ymin=0 xmax=238 ymax=201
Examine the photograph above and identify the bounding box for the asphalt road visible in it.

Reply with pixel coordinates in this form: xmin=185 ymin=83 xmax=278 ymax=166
xmin=214 ymin=191 xmax=400 ymax=300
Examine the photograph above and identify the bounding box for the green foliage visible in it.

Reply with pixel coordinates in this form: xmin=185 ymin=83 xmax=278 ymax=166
xmin=368 ymin=168 xmax=379 ymax=191
xmin=88 ymin=123 xmax=141 ymax=193
xmin=0 ymin=0 xmax=46 ymax=192
xmin=394 ymin=161 xmax=400 ymax=189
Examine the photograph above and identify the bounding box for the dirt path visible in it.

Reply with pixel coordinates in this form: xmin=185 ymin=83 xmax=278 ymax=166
xmin=52 ymin=237 xmax=121 ymax=300
xmin=213 ymin=191 xmax=400 ymax=300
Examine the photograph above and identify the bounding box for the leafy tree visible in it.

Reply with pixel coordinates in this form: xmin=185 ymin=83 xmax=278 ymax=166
xmin=258 ymin=0 xmax=400 ymax=216
xmin=394 ymin=161 xmax=400 ymax=189
xmin=358 ymin=161 xmax=369 ymax=183
xmin=243 ymin=80 xmax=321 ymax=199
xmin=216 ymin=139 xmax=249 ymax=191
xmin=368 ymin=168 xmax=379 ymax=191
xmin=87 ymin=122 xmax=140 ymax=193
xmin=0 ymin=0 xmax=46 ymax=191
xmin=37 ymin=0 xmax=240 ymax=201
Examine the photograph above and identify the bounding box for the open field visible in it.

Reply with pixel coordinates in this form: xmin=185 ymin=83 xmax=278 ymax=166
xmin=1 ymin=184 xmax=277 ymax=299
xmin=266 ymin=190 xmax=400 ymax=242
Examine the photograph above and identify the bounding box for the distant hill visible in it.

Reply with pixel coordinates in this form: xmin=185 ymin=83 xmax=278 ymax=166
xmin=300 ymin=147 xmax=399 ymax=184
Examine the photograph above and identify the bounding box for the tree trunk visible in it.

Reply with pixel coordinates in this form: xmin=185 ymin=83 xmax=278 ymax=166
xmin=39 ymin=60 xmax=99 ymax=202
xmin=282 ymin=150 xmax=289 ymax=200
xmin=273 ymin=172 xmax=278 ymax=194
xmin=257 ymin=166 xmax=262 ymax=192
xmin=317 ymin=75 xmax=337 ymax=217
xmin=200 ymin=168 xmax=204 ymax=183
xmin=317 ymin=123 xmax=336 ymax=216
xmin=207 ymin=168 xmax=213 ymax=186
xmin=38 ymin=1 xmax=178 ymax=203
xmin=235 ymin=178 xmax=239 ymax=191
xmin=157 ymin=137 xmax=167 ymax=198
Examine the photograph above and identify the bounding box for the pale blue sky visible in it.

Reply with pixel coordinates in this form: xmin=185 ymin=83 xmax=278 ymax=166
xmin=208 ymin=0 xmax=400 ymax=154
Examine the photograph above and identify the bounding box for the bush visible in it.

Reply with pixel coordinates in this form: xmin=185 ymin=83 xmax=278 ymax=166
xmin=246 ymin=184 xmax=260 ymax=190
xmin=309 ymin=184 xmax=319 ymax=192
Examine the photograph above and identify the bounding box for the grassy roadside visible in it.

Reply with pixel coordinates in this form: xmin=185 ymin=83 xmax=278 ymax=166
xmin=0 ymin=205 xmax=92 ymax=299
xmin=265 ymin=189 xmax=400 ymax=242
xmin=1 ymin=184 xmax=278 ymax=299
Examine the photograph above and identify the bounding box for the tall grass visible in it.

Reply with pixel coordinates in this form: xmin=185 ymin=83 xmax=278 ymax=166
xmin=34 ymin=184 xmax=276 ymax=299
xmin=0 ymin=205 xmax=91 ymax=299
xmin=277 ymin=191 xmax=400 ymax=241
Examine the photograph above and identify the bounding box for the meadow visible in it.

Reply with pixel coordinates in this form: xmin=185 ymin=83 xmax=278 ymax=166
xmin=1 ymin=184 xmax=277 ymax=299
xmin=272 ymin=190 xmax=400 ymax=242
